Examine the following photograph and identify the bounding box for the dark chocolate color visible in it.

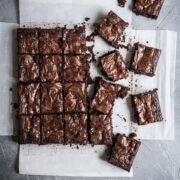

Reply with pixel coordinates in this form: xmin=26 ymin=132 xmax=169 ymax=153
xmin=118 ymin=0 xmax=127 ymax=7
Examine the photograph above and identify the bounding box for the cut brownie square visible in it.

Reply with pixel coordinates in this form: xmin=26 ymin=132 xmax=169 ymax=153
xmin=41 ymin=82 xmax=63 ymax=113
xmin=132 ymin=89 xmax=163 ymax=125
xmin=64 ymin=82 xmax=87 ymax=112
xmin=97 ymin=11 xmax=128 ymax=48
xmin=19 ymin=115 xmax=40 ymax=144
xmin=18 ymin=55 xmax=39 ymax=82
xmin=41 ymin=114 xmax=64 ymax=144
xmin=63 ymin=26 xmax=86 ymax=54
xmin=133 ymin=0 xmax=164 ymax=19
xmin=64 ymin=55 xmax=87 ymax=82
xmin=90 ymin=114 xmax=113 ymax=145
xmin=17 ymin=28 xmax=39 ymax=54
xmin=39 ymin=28 xmax=63 ymax=54
xmin=99 ymin=51 xmax=128 ymax=81
xmin=40 ymin=55 xmax=63 ymax=82
xmin=64 ymin=113 xmax=88 ymax=145
xmin=130 ymin=43 xmax=161 ymax=76
xmin=109 ymin=134 xmax=141 ymax=172
xmin=18 ymin=83 xmax=40 ymax=114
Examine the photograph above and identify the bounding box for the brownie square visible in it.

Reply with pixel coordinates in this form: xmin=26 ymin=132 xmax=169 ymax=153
xmin=41 ymin=114 xmax=64 ymax=144
xmin=39 ymin=28 xmax=63 ymax=54
xmin=90 ymin=114 xmax=113 ymax=145
xmin=19 ymin=115 xmax=40 ymax=144
xmin=18 ymin=55 xmax=39 ymax=82
xmin=41 ymin=82 xmax=63 ymax=113
xmin=64 ymin=55 xmax=87 ymax=82
xmin=109 ymin=134 xmax=141 ymax=172
xmin=17 ymin=28 xmax=39 ymax=54
xmin=130 ymin=43 xmax=161 ymax=76
xmin=18 ymin=83 xmax=40 ymax=115
xmin=64 ymin=82 xmax=87 ymax=112
xmin=64 ymin=113 xmax=88 ymax=145
xmin=99 ymin=51 xmax=128 ymax=81
xmin=97 ymin=11 xmax=128 ymax=48
xmin=132 ymin=89 xmax=163 ymax=125
xmin=133 ymin=0 xmax=164 ymax=19
xmin=40 ymin=55 xmax=63 ymax=82
xmin=63 ymin=26 xmax=86 ymax=54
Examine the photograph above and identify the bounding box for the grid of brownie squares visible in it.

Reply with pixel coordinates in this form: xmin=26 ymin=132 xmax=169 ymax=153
xmin=17 ymin=26 xmax=88 ymax=145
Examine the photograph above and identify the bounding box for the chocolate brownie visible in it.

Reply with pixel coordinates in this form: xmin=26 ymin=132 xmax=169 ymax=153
xmin=19 ymin=115 xmax=40 ymax=144
xmin=99 ymin=51 xmax=128 ymax=81
xmin=39 ymin=28 xmax=63 ymax=54
xmin=64 ymin=113 xmax=88 ymax=145
xmin=18 ymin=83 xmax=40 ymax=115
xmin=17 ymin=28 xmax=39 ymax=54
xmin=133 ymin=0 xmax=164 ymax=19
xmin=130 ymin=43 xmax=161 ymax=76
xmin=132 ymin=89 xmax=163 ymax=125
xmin=97 ymin=11 xmax=128 ymax=48
xmin=41 ymin=82 xmax=63 ymax=113
xmin=64 ymin=83 xmax=87 ymax=112
xmin=109 ymin=134 xmax=141 ymax=172
xmin=118 ymin=0 xmax=127 ymax=7
xmin=40 ymin=55 xmax=63 ymax=82
xmin=63 ymin=26 xmax=86 ymax=54
xmin=18 ymin=55 xmax=39 ymax=82
xmin=41 ymin=114 xmax=64 ymax=144
xmin=90 ymin=114 xmax=113 ymax=145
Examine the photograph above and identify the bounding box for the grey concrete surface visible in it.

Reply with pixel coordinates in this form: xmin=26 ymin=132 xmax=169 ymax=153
xmin=0 ymin=0 xmax=180 ymax=179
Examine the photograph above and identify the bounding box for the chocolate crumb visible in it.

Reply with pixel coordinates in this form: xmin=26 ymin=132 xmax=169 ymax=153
xmin=86 ymin=31 xmax=98 ymax=42
xmin=146 ymin=41 xmax=149 ymax=43
xmin=118 ymin=44 xmax=129 ymax=50
xmin=76 ymin=145 xmax=79 ymax=149
xmin=9 ymin=88 xmax=13 ymax=91
xmin=118 ymin=0 xmax=127 ymax=7
xmin=85 ymin=17 xmax=90 ymax=22
xmin=129 ymin=133 xmax=137 ymax=138
xmin=87 ymin=45 xmax=96 ymax=62
xmin=123 ymin=117 xmax=127 ymax=122
xmin=13 ymin=103 xmax=18 ymax=110
xmin=117 ymin=87 xmax=129 ymax=99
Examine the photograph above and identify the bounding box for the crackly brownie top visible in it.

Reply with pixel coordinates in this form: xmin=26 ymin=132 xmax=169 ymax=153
xmin=100 ymin=51 xmax=128 ymax=81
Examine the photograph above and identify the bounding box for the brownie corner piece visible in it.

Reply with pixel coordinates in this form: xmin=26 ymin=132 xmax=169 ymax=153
xmin=109 ymin=134 xmax=141 ymax=172
xmin=132 ymin=88 xmax=163 ymax=125
xmin=130 ymin=43 xmax=161 ymax=76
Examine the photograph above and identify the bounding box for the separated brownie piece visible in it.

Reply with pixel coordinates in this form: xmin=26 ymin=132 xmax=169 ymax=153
xmin=40 ymin=55 xmax=63 ymax=82
xmin=63 ymin=26 xmax=86 ymax=54
xmin=41 ymin=114 xmax=64 ymax=144
xmin=132 ymin=89 xmax=163 ymax=125
xmin=99 ymin=51 xmax=128 ymax=81
xmin=64 ymin=113 xmax=88 ymax=145
xmin=64 ymin=55 xmax=87 ymax=82
xmin=19 ymin=115 xmax=40 ymax=144
xmin=90 ymin=114 xmax=113 ymax=145
xmin=130 ymin=43 xmax=161 ymax=76
xmin=64 ymin=83 xmax=87 ymax=112
xmin=97 ymin=11 xmax=128 ymax=49
xmin=41 ymin=82 xmax=63 ymax=113
xmin=133 ymin=0 xmax=164 ymax=19
xmin=18 ymin=83 xmax=40 ymax=115
xmin=17 ymin=28 xmax=39 ymax=54
xmin=39 ymin=28 xmax=63 ymax=54
xmin=109 ymin=134 xmax=141 ymax=172
xmin=18 ymin=55 xmax=39 ymax=82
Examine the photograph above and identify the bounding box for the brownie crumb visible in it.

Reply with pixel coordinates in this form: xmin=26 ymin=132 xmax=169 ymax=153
xmin=129 ymin=133 xmax=137 ymax=138
xmin=117 ymin=87 xmax=129 ymax=99
xmin=87 ymin=45 xmax=96 ymax=62
xmin=146 ymin=41 xmax=149 ymax=43
xmin=118 ymin=44 xmax=129 ymax=50
xmin=86 ymin=31 xmax=98 ymax=42
xmin=118 ymin=0 xmax=127 ymax=7
xmin=85 ymin=17 xmax=90 ymax=22
xmin=13 ymin=103 xmax=18 ymax=110
xmin=9 ymin=88 xmax=13 ymax=91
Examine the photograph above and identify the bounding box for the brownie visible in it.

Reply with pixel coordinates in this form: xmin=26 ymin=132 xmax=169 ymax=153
xmin=18 ymin=55 xmax=39 ymax=82
xmin=39 ymin=28 xmax=63 ymax=54
xmin=40 ymin=55 xmax=63 ymax=82
xmin=109 ymin=134 xmax=141 ymax=172
xmin=17 ymin=28 xmax=39 ymax=54
xmin=97 ymin=11 xmax=128 ymax=48
xmin=132 ymin=89 xmax=163 ymax=125
xmin=64 ymin=113 xmax=88 ymax=145
xmin=63 ymin=26 xmax=86 ymax=54
xmin=133 ymin=0 xmax=164 ymax=19
xmin=41 ymin=114 xmax=64 ymax=144
xmin=64 ymin=83 xmax=87 ymax=112
xmin=19 ymin=115 xmax=40 ymax=144
xmin=41 ymin=82 xmax=63 ymax=113
xmin=90 ymin=114 xmax=113 ymax=145
xmin=18 ymin=83 xmax=40 ymax=115
xmin=118 ymin=0 xmax=127 ymax=7
xmin=130 ymin=43 xmax=161 ymax=76
xmin=99 ymin=51 xmax=128 ymax=81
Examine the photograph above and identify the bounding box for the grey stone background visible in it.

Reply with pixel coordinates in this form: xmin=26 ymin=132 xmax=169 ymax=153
xmin=0 ymin=0 xmax=180 ymax=179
